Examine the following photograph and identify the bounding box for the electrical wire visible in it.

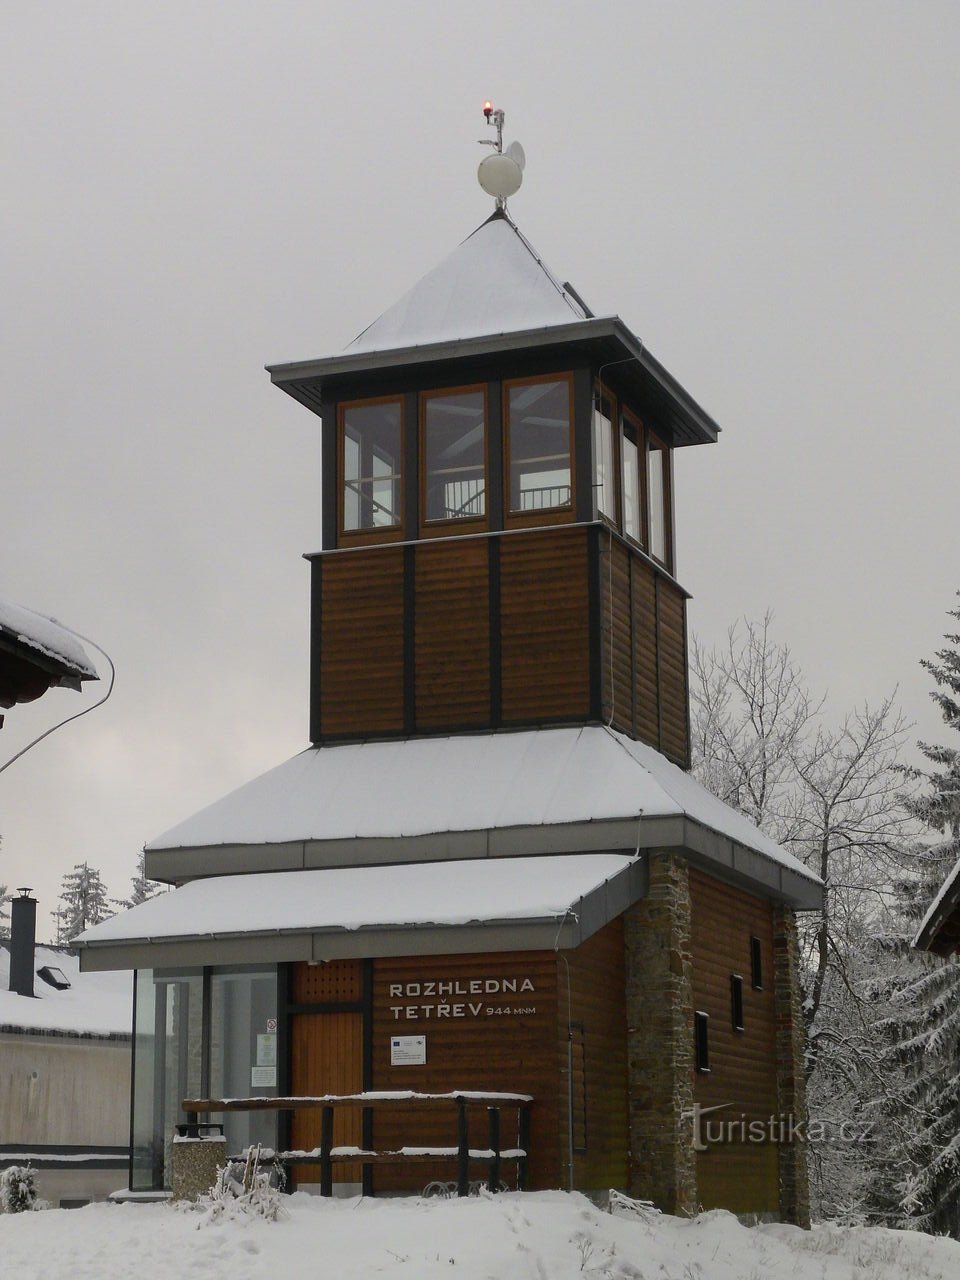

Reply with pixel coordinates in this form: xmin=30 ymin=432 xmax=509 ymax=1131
xmin=0 ymin=628 xmax=115 ymax=777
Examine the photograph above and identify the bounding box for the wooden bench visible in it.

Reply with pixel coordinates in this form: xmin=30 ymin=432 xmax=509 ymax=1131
xmin=181 ymin=1091 xmax=533 ymax=1197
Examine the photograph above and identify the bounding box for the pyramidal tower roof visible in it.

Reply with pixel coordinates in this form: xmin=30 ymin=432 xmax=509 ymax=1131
xmin=345 ymin=210 xmax=591 ymax=355
xmin=267 ymin=206 xmax=719 ymax=447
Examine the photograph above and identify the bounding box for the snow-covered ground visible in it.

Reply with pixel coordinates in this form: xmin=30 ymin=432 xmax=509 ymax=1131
xmin=3 ymin=1191 xmax=959 ymax=1280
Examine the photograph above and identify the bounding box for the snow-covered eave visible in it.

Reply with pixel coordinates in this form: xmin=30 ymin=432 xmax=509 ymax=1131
xmin=266 ymin=316 xmax=719 ymax=448
xmin=0 ymin=617 xmax=98 ymax=685
xmin=914 ymin=855 xmax=960 ymax=955
xmin=145 ymin=812 xmax=822 ymax=911
xmin=75 ymin=856 xmax=648 ymax=972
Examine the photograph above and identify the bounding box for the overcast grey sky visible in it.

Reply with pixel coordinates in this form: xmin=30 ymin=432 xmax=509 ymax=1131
xmin=2 ymin=2 xmax=958 ymax=935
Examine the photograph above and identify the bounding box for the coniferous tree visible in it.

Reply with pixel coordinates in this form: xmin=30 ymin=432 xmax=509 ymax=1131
xmin=0 ymin=884 xmax=10 ymax=941
xmin=124 ymin=850 xmax=162 ymax=909
xmin=57 ymin=861 xmax=113 ymax=942
xmin=866 ymin=597 xmax=960 ymax=1236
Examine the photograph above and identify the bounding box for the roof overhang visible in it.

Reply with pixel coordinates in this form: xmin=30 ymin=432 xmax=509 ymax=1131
xmin=75 ymin=853 xmax=648 ymax=972
xmin=140 ymin=728 xmax=821 ymax=910
xmin=266 ymin=317 xmax=719 ymax=448
xmin=914 ymin=857 xmax=960 ymax=956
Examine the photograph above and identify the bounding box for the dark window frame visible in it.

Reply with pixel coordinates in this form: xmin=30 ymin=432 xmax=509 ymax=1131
xmin=694 ymin=1009 xmax=710 ymax=1073
xmin=502 ymin=371 xmax=576 ymax=528
xmin=750 ymin=936 xmax=763 ymax=990
xmin=419 ymin=382 xmax=490 ymax=536
xmin=620 ymin=406 xmax=647 ymax=551
xmin=731 ymin=973 xmax=745 ymax=1032
xmin=645 ymin=427 xmax=673 ymax=571
xmin=592 ymin=382 xmax=620 ymax=529
xmin=337 ymin=394 xmax=406 ymax=546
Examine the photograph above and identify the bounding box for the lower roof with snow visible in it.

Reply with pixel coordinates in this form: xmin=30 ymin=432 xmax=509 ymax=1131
xmin=76 ymin=853 xmax=647 ymax=971
xmin=142 ymin=726 xmax=820 ymax=910
xmin=0 ymin=944 xmax=132 ymax=1037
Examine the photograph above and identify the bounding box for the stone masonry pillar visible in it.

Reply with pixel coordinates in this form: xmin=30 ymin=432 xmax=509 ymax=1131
xmin=773 ymin=906 xmax=812 ymax=1228
xmin=624 ymin=852 xmax=697 ymax=1215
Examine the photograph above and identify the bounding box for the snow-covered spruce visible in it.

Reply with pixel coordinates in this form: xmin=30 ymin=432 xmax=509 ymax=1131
xmin=0 ymin=1165 xmax=39 ymax=1213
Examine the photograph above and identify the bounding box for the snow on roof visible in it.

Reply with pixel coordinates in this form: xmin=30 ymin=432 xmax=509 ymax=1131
xmin=145 ymin=725 xmax=816 ymax=884
xmin=0 ymin=598 xmax=98 ymax=679
xmin=914 ymin=852 xmax=960 ymax=950
xmin=0 ymin=943 xmax=131 ymax=1036
xmin=76 ymin=852 xmax=636 ymax=946
xmin=344 ymin=212 xmax=589 ymax=355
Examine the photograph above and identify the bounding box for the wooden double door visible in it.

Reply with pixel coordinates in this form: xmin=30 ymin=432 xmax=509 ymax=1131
xmin=289 ymin=962 xmax=366 ymax=1188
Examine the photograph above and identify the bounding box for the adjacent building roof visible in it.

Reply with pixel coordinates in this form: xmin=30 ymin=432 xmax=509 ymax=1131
xmin=76 ymin=853 xmax=646 ymax=970
xmin=913 ymin=854 xmax=960 ymax=955
xmin=142 ymin=726 xmax=820 ymax=909
xmin=0 ymin=599 xmax=98 ymax=709
xmin=0 ymin=944 xmax=131 ymax=1037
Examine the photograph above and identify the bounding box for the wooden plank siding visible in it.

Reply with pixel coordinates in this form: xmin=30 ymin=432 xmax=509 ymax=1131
xmin=310 ymin=525 xmax=688 ymax=756
xmin=317 ymin=549 xmax=405 ymax=736
xmin=499 ymin=527 xmax=591 ymax=723
xmin=370 ymin=952 xmax=561 ymax=1192
xmin=558 ymin=917 xmax=630 ymax=1192
xmin=688 ymin=868 xmax=780 ymax=1214
xmin=414 ymin=539 xmax=490 ymax=730
xmin=598 ymin=529 xmax=690 ymax=767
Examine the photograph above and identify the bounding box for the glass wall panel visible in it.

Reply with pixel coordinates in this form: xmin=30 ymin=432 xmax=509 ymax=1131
xmin=342 ymin=399 xmax=402 ymax=532
xmin=423 ymin=389 xmax=486 ymax=522
xmin=506 ymin=378 xmax=572 ymax=513
xmin=648 ymin=436 xmax=669 ymax=564
xmin=209 ymin=969 xmax=279 ymax=1157
xmin=131 ymin=971 xmax=158 ymax=1191
xmin=593 ymin=392 xmax=616 ymax=522
xmin=131 ymin=969 xmax=203 ymax=1189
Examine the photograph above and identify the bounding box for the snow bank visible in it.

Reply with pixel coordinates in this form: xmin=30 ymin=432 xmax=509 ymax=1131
xmin=1 ymin=1191 xmax=958 ymax=1280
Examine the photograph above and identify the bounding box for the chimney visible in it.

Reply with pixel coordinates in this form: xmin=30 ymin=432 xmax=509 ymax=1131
xmin=9 ymin=889 xmax=37 ymax=998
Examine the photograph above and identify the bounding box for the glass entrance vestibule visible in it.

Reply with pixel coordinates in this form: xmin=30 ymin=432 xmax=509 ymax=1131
xmin=130 ymin=965 xmax=279 ymax=1191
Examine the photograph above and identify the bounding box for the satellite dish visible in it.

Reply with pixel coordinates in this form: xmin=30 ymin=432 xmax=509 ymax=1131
xmin=506 ymin=140 xmax=526 ymax=172
xmin=478 ymin=152 xmax=523 ymax=200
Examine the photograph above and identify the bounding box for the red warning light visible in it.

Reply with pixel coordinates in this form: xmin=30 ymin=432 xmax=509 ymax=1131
xmin=483 ymin=101 xmax=493 ymax=121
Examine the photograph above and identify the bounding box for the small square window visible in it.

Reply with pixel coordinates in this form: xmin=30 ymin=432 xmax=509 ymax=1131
xmin=750 ymin=936 xmax=763 ymax=990
xmin=694 ymin=1010 xmax=710 ymax=1072
xmin=731 ymin=974 xmax=745 ymax=1032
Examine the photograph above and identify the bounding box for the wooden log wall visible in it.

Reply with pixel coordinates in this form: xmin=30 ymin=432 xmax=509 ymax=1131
xmin=688 ymin=868 xmax=780 ymax=1214
xmin=599 ymin=532 xmax=690 ymax=766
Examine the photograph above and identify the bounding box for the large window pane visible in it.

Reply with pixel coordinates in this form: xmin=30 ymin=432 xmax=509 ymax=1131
xmin=131 ymin=969 xmax=203 ymax=1190
xmin=593 ymin=392 xmax=616 ymax=522
xmin=342 ymin=400 xmax=402 ymax=532
xmin=622 ymin=425 xmax=641 ymax=544
xmin=209 ymin=969 xmax=279 ymax=1158
xmin=506 ymin=378 xmax=572 ymax=513
xmin=423 ymin=389 xmax=486 ymax=522
xmin=648 ymin=436 xmax=669 ymax=564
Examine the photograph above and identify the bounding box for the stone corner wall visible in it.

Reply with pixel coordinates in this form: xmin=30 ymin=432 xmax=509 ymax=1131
xmin=623 ymin=851 xmax=697 ymax=1215
xmin=772 ymin=906 xmax=812 ymax=1229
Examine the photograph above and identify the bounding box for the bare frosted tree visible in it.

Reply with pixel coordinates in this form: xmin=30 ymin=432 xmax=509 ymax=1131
xmin=690 ymin=615 xmax=918 ymax=1220
xmin=690 ymin=613 xmax=819 ymax=838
